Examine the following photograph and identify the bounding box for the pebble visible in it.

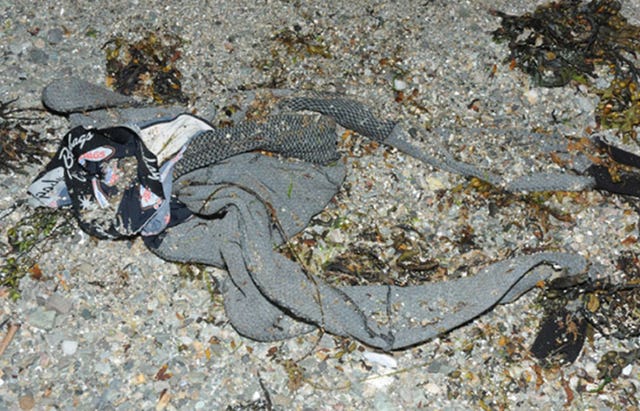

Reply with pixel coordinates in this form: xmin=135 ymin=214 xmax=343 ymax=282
xmin=79 ymin=308 xmax=94 ymax=320
xmin=326 ymin=229 xmax=346 ymax=244
xmin=9 ymin=41 xmax=30 ymax=55
xmin=27 ymin=307 xmax=56 ymax=330
xmin=27 ymin=48 xmax=48 ymax=65
xmin=45 ymin=294 xmax=72 ymax=314
xmin=424 ymin=382 xmax=442 ymax=395
xmin=46 ymin=28 xmax=64 ymax=44
xmin=393 ymin=79 xmax=408 ymax=91
xmin=32 ymin=38 xmax=45 ymax=49
xmin=524 ymin=88 xmax=539 ymax=105
xmin=18 ymin=393 xmax=35 ymax=411
xmin=147 ymin=298 xmax=159 ymax=311
xmin=61 ymin=340 xmax=78 ymax=356
xmin=427 ymin=360 xmax=454 ymax=374
xmin=364 ymin=375 xmax=395 ymax=392
xmin=362 ymin=352 xmax=398 ymax=369
xmin=94 ymin=361 xmax=112 ymax=375
xmin=372 ymin=392 xmax=395 ymax=411
xmin=424 ymin=176 xmax=445 ymax=191
xmin=575 ymin=94 xmax=596 ymax=114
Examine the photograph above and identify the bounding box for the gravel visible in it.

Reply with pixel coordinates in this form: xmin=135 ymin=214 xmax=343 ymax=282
xmin=1 ymin=0 xmax=639 ymax=409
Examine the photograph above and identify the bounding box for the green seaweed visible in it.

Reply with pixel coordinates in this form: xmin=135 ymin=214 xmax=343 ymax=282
xmin=595 ymin=76 xmax=640 ymax=140
xmin=273 ymin=27 xmax=332 ymax=60
xmin=249 ymin=26 xmax=332 ymax=89
xmin=1 ymin=209 xmax=73 ymax=299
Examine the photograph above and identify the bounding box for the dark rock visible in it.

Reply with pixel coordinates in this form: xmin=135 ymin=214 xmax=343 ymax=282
xmin=27 ymin=48 xmax=48 ymax=65
xmin=46 ymin=28 xmax=64 ymax=45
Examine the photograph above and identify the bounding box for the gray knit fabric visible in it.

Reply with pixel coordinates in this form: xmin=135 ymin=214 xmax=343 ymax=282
xmin=69 ymin=106 xmax=185 ymax=129
xmin=38 ymin=78 xmax=594 ymax=350
xmin=42 ymin=78 xmax=137 ymax=114
xmin=281 ymin=96 xmax=397 ymax=142
xmin=173 ymin=113 xmax=340 ymax=178
xmin=151 ymin=152 xmax=588 ymax=349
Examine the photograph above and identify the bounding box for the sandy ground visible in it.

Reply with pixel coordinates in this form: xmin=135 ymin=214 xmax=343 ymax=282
xmin=1 ymin=1 xmax=639 ymax=409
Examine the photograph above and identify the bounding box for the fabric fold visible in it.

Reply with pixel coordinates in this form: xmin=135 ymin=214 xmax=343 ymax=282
xmin=150 ymin=152 xmax=588 ymax=350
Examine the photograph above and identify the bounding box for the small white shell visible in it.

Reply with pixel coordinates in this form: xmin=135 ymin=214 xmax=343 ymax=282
xmin=362 ymin=351 xmax=398 ymax=369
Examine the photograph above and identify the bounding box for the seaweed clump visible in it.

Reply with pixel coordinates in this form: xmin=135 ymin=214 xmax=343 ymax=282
xmin=0 ymin=99 xmax=48 ymax=173
xmin=104 ymin=31 xmax=188 ymax=104
xmin=595 ymin=75 xmax=640 ymax=139
xmin=530 ymin=250 xmax=640 ymax=370
xmin=491 ymin=0 xmax=640 ymax=139
xmin=249 ymin=25 xmax=333 ymax=89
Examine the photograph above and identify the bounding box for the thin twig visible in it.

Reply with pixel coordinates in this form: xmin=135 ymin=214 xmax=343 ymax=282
xmin=0 ymin=323 xmax=21 ymax=357
xmin=257 ymin=373 xmax=273 ymax=411
xmin=0 ymin=199 xmax=26 ymax=221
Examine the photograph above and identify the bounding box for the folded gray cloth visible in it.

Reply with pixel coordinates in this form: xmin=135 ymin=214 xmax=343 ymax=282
xmin=151 ymin=152 xmax=588 ymax=350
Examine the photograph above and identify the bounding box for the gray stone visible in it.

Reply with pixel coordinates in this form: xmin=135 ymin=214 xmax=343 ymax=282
xmin=372 ymin=392 xmax=395 ymax=411
xmin=94 ymin=361 xmax=112 ymax=375
xmin=61 ymin=340 xmax=78 ymax=355
xmin=27 ymin=48 xmax=49 ymax=65
xmin=427 ymin=360 xmax=454 ymax=375
xmin=27 ymin=307 xmax=56 ymax=330
xmin=154 ymin=380 xmax=170 ymax=393
xmin=8 ymin=40 xmax=30 ymax=55
xmin=123 ymin=360 xmax=135 ymax=371
xmin=46 ymin=28 xmax=64 ymax=44
xmin=393 ymin=78 xmax=408 ymax=91
xmin=44 ymin=330 xmax=65 ymax=347
xmin=427 ymin=360 xmax=441 ymax=373
xmin=56 ymin=355 xmax=75 ymax=371
xmin=17 ymin=353 xmax=39 ymax=370
xmin=45 ymin=293 xmax=72 ymax=314
xmin=80 ymin=308 xmax=94 ymax=320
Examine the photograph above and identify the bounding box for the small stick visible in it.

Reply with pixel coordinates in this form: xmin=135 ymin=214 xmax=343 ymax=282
xmin=0 ymin=323 xmax=21 ymax=357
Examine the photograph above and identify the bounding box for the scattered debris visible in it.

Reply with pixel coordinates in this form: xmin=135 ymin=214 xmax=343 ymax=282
xmin=531 ymin=250 xmax=640 ymax=370
xmin=492 ymin=1 xmax=640 ymax=372
xmin=250 ymin=26 xmax=332 ymax=89
xmin=156 ymin=388 xmax=170 ymax=411
xmin=530 ymin=305 xmax=588 ymax=366
xmin=154 ymin=364 xmax=172 ymax=381
xmin=595 ymin=76 xmax=640 ymax=140
xmin=491 ymin=0 xmax=640 ymax=87
xmin=224 ymin=376 xmax=273 ymax=411
xmin=491 ymin=0 xmax=640 ymax=139
xmin=596 ymin=348 xmax=640 ymax=380
xmin=362 ymin=351 xmax=398 ymax=369
xmin=582 ymin=251 xmax=640 ymax=339
xmin=273 ymin=27 xmax=332 ymax=60
xmin=282 ymin=359 xmax=305 ymax=392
